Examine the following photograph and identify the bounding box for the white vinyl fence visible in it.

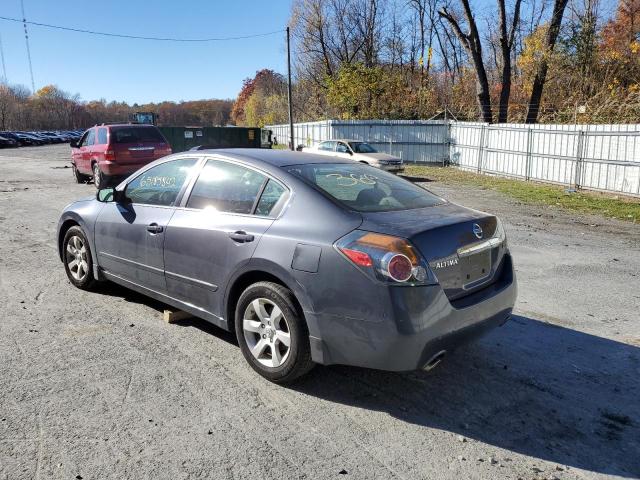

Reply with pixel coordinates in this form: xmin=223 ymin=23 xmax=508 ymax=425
xmin=450 ymin=123 xmax=640 ymax=196
xmin=266 ymin=120 xmax=640 ymax=197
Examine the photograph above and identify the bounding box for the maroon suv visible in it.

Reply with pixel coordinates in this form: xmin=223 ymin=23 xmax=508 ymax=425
xmin=71 ymin=124 xmax=172 ymax=188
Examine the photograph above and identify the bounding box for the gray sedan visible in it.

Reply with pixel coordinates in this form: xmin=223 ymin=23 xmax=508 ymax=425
xmin=57 ymin=149 xmax=517 ymax=383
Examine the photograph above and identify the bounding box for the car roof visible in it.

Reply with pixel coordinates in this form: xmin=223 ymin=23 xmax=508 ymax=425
xmin=321 ymin=139 xmax=367 ymax=143
xmin=195 ymin=148 xmax=356 ymax=168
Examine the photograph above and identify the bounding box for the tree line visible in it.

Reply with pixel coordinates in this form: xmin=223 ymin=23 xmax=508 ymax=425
xmin=0 ymin=83 xmax=234 ymax=131
xmin=233 ymin=0 xmax=640 ymax=125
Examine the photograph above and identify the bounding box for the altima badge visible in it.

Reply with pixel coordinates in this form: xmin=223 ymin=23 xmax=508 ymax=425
xmin=473 ymin=223 xmax=483 ymax=239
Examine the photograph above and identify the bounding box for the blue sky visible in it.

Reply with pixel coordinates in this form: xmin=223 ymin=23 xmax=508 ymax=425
xmin=0 ymin=0 xmax=292 ymax=103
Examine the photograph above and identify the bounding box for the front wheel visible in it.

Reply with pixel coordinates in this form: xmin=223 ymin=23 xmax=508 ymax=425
xmin=62 ymin=226 xmax=97 ymax=290
xmin=93 ymin=163 xmax=109 ymax=189
xmin=72 ymin=163 xmax=90 ymax=183
xmin=235 ymin=282 xmax=314 ymax=383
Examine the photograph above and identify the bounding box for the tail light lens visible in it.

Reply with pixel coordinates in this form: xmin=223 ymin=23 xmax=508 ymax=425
xmin=335 ymin=230 xmax=435 ymax=285
xmin=104 ymin=150 xmax=116 ymax=161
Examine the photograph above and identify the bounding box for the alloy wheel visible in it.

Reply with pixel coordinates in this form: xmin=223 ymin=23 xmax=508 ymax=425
xmin=65 ymin=235 xmax=89 ymax=281
xmin=242 ymin=298 xmax=291 ymax=368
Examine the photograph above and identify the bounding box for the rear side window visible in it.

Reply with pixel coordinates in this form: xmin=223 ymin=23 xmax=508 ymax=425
xmin=287 ymin=163 xmax=444 ymax=212
xmin=126 ymin=158 xmax=198 ymax=206
xmin=187 ymin=160 xmax=266 ymax=214
xmin=97 ymin=128 xmax=107 ymax=145
xmin=111 ymin=126 xmax=165 ymax=144
xmin=255 ymin=180 xmax=288 ymax=217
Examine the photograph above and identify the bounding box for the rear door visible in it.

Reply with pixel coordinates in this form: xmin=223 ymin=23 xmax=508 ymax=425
xmin=163 ymin=158 xmax=289 ymax=318
xmin=94 ymin=157 xmax=199 ymax=293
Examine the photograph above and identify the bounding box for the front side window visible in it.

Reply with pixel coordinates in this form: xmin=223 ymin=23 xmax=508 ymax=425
xmin=97 ymin=128 xmax=108 ymax=145
xmin=82 ymin=129 xmax=95 ymax=147
xmin=287 ymin=163 xmax=444 ymax=212
xmin=126 ymin=158 xmax=197 ymax=206
xmin=336 ymin=142 xmax=350 ymax=153
xmin=187 ymin=160 xmax=266 ymax=214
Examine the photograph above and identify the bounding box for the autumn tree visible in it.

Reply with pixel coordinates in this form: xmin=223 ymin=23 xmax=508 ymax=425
xmin=525 ymin=0 xmax=570 ymax=122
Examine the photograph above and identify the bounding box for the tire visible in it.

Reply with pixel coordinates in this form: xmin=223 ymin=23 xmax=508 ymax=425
xmin=72 ymin=163 xmax=90 ymax=184
xmin=62 ymin=226 xmax=97 ymax=290
xmin=235 ymin=281 xmax=314 ymax=383
xmin=93 ymin=163 xmax=109 ymax=189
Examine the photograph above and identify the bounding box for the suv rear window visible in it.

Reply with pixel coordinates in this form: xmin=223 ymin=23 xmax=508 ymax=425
xmin=287 ymin=163 xmax=444 ymax=212
xmin=111 ymin=126 xmax=165 ymax=144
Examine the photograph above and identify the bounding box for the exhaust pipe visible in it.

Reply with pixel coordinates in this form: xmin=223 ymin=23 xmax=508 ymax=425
xmin=423 ymin=350 xmax=446 ymax=372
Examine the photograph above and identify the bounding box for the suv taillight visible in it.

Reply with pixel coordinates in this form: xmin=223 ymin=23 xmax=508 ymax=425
xmin=104 ymin=150 xmax=116 ymax=161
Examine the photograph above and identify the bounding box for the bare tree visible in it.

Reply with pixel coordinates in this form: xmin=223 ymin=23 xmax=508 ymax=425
xmin=525 ymin=0 xmax=570 ymax=123
xmin=439 ymin=0 xmax=494 ymax=122
xmin=497 ymin=0 xmax=522 ymax=122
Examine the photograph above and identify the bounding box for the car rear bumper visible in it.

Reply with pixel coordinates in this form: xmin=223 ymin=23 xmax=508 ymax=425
xmin=99 ymin=161 xmax=146 ymax=176
xmin=307 ymin=254 xmax=517 ymax=371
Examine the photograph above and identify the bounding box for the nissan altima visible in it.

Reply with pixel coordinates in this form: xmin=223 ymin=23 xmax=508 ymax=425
xmin=57 ymin=149 xmax=517 ymax=383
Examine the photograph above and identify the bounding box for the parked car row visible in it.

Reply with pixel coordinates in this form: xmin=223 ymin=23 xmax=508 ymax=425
xmin=0 ymin=130 xmax=84 ymax=148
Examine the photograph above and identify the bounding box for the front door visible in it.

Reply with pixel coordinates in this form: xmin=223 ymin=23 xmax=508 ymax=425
xmin=163 ymin=159 xmax=288 ymax=319
xmin=94 ymin=157 xmax=199 ymax=293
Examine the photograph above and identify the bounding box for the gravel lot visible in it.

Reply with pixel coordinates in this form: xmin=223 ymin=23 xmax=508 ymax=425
xmin=1 ymin=144 xmax=639 ymax=480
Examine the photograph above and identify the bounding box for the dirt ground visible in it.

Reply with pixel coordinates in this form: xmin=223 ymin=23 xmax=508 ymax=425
xmin=1 ymin=144 xmax=638 ymax=480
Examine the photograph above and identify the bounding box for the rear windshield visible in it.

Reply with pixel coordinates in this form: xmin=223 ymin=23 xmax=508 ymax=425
xmin=286 ymin=163 xmax=444 ymax=212
xmin=111 ymin=126 xmax=165 ymax=144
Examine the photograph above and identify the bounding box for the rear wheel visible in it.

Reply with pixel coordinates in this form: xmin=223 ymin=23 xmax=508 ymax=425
xmin=72 ymin=163 xmax=90 ymax=183
xmin=235 ymin=282 xmax=314 ymax=383
xmin=93 ymin=163 xmax=109 ymax=189
xmin=62 ymin=226 xmax=97 ymax=290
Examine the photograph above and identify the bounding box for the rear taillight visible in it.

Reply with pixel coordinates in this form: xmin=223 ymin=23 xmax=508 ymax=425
xmin=104 ymin=150 xmax=115 ymax=161
xmin=335 ymin=230 xmax=434 ymax=285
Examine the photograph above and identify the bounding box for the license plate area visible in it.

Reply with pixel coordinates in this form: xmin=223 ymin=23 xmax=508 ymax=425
xmin=461 ymin=250 xmax=491 ymax=289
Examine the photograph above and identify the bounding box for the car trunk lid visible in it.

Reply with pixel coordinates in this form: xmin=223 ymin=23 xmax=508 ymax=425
xmin=358 ymin=202 xmax=507 ymax=300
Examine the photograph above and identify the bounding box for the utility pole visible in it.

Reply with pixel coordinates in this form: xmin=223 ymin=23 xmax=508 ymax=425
xmin=286 ymin=26 xmax=294 ymax=151
xmin=0 ymin=33 xmax=7 ymax=84
xmin=21 ymin=0 xmax=36 ymax=94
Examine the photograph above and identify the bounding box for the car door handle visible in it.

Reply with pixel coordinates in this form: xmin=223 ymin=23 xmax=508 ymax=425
xmin=228 ymin=231 xmax=254 ymax=243
xmin=147 ymin=223 xmax=164 ymax=234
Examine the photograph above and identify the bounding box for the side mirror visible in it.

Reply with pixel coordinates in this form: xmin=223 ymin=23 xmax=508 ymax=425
xmin=96 ymin=187 xmax=115 ymax=202
xmin=97 ymin=187 xmax=128 ymax=203
xmin=70 ymin=140 xmax=78 ymax=148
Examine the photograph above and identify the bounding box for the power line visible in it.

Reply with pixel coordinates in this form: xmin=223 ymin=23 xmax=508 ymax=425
xmin=0 ymin=15 xmax=284 ymax=42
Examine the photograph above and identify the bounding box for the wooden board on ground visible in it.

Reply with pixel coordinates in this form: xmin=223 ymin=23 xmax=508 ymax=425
xmin=163 ymin=309 xmax=192 ymax=324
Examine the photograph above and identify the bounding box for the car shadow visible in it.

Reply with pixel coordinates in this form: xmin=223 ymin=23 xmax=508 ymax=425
xmin=96 ymin=281 xmax=238 ymax=345
xmin=290 ymin=315 xmax=640 ymax=478
xmin=92 ymin=283 xmax=640 ymax=476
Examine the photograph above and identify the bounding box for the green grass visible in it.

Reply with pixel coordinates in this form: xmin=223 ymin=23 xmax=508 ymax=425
xmin=405 ymin=165 xmax=640 ymax=223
